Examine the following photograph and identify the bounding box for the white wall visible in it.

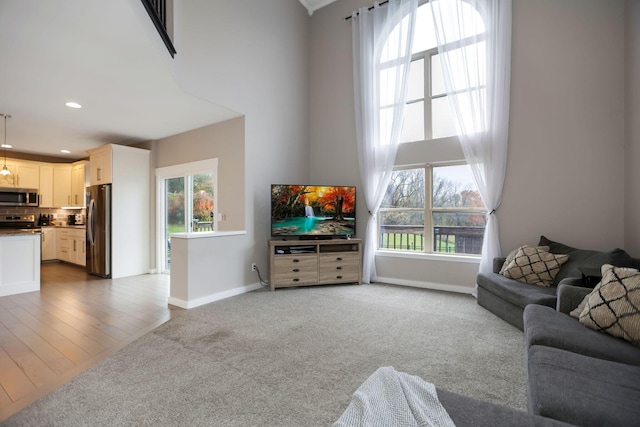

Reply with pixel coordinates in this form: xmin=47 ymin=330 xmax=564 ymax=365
xmin=309 ymin=0 xmax=628 ymax=292
xmin=625 ymin=0 xmax=640 ymax=256
xmin=158 ymin=0 xmax=310 ymax=298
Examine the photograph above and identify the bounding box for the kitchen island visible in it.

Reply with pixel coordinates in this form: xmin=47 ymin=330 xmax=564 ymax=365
xmin=0 ymin=229 xmax=41 ymax=297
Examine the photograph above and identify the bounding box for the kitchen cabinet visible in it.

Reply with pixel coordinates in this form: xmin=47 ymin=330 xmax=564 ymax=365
xmin=89 ymin=147 xmax=112 ymax=185
xmin=14 ymin=161 xmax=40 ymax=189
xmin=41 ymin=227 xmax=56 ymax=261
xmin=56 ymin=228 xmax=70 ymax=262
xmin=53 ymin=164 xmax=72 ymax=207
xmin=56 ymin=228 xmax=85 ymax=266
xmin=87 ymin=144 xmax=149 ymax=278
xmin=69 ymin=229 xmax=85 ymax=266
xmin=71 ymin=161 xmax=88 ymax=207
xmin=0 ymin=160 xmax=16 ymax=187
xmin=0 ymin=160 xmax=39 ymax=189
xmin=39 ymin=164 xmax=54 ymax=207
xmin=0 ymin=233 xmax=40 ymax=297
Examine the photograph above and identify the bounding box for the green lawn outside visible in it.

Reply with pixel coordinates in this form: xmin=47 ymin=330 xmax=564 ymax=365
xmin=167 ymin=224 xmax=185 ymax=234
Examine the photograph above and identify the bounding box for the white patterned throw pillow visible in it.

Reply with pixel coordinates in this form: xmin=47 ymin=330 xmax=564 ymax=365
xmin=499 ymin=245 xmax=549 ymax=274
xmin=500 ymin=245 xmax=569 ymax=286
xmin=579 ymin=264 xmax=640 ymax=347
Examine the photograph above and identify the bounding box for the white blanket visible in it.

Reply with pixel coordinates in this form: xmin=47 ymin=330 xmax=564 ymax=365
xmin=333 ymin=367 xmax=456 ymax=427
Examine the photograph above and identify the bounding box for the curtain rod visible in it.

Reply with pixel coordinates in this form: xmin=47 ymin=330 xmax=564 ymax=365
xmin=344 ymin=0 xmax=390 ymax=20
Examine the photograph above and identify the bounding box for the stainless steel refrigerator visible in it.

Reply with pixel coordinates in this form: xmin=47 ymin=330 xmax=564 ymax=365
xmin=86 ymin=184 xmax=111 ymax=278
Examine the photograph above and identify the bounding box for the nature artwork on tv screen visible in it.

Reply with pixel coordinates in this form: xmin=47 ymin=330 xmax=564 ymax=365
xmin=271 ymin=185 xmax=356 ymax=238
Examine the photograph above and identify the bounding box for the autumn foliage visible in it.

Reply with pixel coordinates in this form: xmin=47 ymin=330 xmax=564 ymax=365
xmin=271 ymin=185 xmax=356 ymax=221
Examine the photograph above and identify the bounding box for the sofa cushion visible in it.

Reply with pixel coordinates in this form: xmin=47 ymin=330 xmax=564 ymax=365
xmin=523 ymin=304 xmax=640 ymax=366
xmin=527 ymin=345 xmax=640 ymax=427
xmin=579 ymin=264 xmax=640 ymax=346
xmin=477 ymin=272 xmax=557 ymax=309
xmin=501 ymin=246 xmax=569 ymax=286
xmin=538 ymin=236 xmax=633 ymax=285
xmin=436 ymin=388 xmax=573 ymax=427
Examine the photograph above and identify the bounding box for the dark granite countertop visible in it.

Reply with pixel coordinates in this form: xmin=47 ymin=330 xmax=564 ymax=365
xmin=0 ymin=229 xmax=42 ymax=236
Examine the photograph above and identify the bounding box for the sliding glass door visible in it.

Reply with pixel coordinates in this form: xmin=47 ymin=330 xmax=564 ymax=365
xmin=157 ymin=159 xmax=218 ymax=273
xmin=164 ymin=176 xmax=186 ymax=270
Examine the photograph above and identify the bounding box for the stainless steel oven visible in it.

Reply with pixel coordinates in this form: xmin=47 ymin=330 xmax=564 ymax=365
xmin=0 ymin=187 xmax=39 ymax=206
xmin=0 ymin=214 xmax=39 ymax=230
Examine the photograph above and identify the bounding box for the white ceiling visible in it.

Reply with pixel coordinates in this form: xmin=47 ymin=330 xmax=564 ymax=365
xmin=0 ymin=1 xmax=340 ymax=161
xmin=0 ymin=1 xmax=239 ymax=161
xmin=299 ymin=0 xmax=339 ymax=15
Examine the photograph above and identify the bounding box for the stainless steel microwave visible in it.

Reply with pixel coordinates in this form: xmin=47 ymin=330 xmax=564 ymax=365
xmin=0 ymin=187 xmax=39 ymax=206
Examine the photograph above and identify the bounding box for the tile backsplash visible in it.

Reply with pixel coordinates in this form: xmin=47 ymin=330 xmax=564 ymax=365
xmin=0 ymin=207 xmax=86 ymax=226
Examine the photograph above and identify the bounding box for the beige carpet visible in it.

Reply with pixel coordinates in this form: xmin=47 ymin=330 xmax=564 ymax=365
xmin=3 ymin=283 xmax=526 ymax=426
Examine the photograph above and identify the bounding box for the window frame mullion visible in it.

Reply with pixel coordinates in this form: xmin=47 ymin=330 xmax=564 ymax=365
xmin=424 ymin=164 xmax=433 ymax=253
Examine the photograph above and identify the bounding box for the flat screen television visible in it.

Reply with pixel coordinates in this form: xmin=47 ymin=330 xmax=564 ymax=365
xmin=271 ymin=184 xmax=356 ymax=239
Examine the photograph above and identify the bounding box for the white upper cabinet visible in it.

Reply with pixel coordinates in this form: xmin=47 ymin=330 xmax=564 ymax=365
xmin=71 ymin=161 xmax=88 ymax=207
xmin=0 ymin=160 xmax=17 ymax=187
xmin=89 ymin=147 xmax=112 ymax=185
xmin=39 ymin=164 xmax=54 ymax=207
xmin=14 ymin=161 xmax=40 ymax=189
xmin=53 ymin=164 xmax=72 ymax=207
xmin=0 ymin=160 xmax=39 ymax=189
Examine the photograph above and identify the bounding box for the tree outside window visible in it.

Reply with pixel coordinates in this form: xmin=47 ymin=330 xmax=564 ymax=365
xmin=379 ymin=164 xmax=486 ymax=254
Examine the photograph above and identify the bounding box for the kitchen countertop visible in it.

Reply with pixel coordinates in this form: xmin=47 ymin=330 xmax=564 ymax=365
xmin=0 ymin=229 xmax=42 ymax=236
xmin=42 ymin=225 xmax=86 ymax=229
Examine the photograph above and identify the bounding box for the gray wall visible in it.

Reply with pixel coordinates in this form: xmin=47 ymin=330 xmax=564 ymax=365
xmin=625 ymin=0 xmax=640 ymax=256
xmin=156 ymin=117 xmax=245 ymax=232
xmin=309 ymin=0 xmax=630 ymax=291
xmin=156 ymin=0 xmax=309 ymax=291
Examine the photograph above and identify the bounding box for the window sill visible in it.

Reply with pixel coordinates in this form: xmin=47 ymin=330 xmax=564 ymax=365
xmin=375 ymin=249 xmax=481 ymax=264
xmin=170 ymin=230 xmax=247 ymax=239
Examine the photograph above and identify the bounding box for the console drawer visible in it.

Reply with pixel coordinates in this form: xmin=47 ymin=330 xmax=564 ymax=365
xmin=272 ymin=255 xmax=318 ymax=286
xmin=318 ymin=253 xmax=360 ymax=284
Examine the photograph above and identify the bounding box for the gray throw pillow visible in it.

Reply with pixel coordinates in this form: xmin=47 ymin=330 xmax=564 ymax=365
xmin=537 ymin=236 xmax=633 ymax=285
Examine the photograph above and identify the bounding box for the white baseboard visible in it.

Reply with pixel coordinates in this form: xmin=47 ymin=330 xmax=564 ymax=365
xmin=375 ymin=276 xmax=475 ymax=295
xmin=168 ymin=282 xmax=263 ymax=309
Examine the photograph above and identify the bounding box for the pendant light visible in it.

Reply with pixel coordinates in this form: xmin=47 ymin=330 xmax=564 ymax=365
xmin=1 ymin=114 xmax=11 ymax=177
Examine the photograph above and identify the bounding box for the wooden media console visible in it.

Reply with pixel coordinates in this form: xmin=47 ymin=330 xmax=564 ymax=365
xmin=269 ymin=238 xmax=362 ymax=291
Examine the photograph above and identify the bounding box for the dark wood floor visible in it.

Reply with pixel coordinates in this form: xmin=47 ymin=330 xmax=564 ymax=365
xmin=0 ymin=262 xmax=179 ymax=421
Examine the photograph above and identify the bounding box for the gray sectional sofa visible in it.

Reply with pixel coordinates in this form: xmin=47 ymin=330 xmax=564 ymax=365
xmin=476 ymin=236 xmax=634 ymax=330
xmin=473 ymin=235 xmax=640 ymax=425
xmin=523 ymin=284 xmax=640 ymax=426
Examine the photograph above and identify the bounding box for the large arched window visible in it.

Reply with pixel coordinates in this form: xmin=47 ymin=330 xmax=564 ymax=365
xmin=378 ymin=1 xmax=488 ymax=256
xmin=402 ymin=0 xmax=486 ymax=142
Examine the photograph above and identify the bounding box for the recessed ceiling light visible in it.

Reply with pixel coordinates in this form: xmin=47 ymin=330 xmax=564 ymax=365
xmin=61 ymin=149 xmax=71 ymax=154
xmin=1 ymin=144 xmax=12 ymax=149
xmin=65 ymin=102 xmax=82 ymax=109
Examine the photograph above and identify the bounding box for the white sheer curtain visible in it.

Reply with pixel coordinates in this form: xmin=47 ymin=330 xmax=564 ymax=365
xmin=352 ymin=0 xmax=418 ymax=284
xmin=430 ymin=0 xmax=512 ymax=274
